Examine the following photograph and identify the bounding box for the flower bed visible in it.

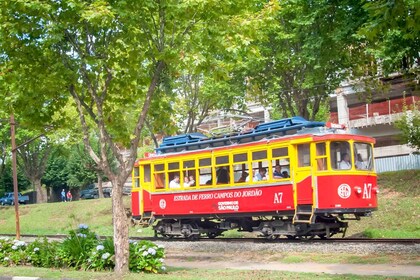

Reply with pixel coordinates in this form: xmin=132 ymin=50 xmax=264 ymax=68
xmin=0 ymin=224 xmax=165 ymax=273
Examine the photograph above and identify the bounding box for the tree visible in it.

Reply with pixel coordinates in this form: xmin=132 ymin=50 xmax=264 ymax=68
xmin=234 ymin=1 xmax=368 ymax=120
xmin=357 ymin=0 xmax=420 ymax=76
xmin=395 ymin=103 xmax=420 ymax=152
xmin=0 ymin=0 xmax=256 ymax=273
xmin=16 ymin=135 xmax=52 ymax=203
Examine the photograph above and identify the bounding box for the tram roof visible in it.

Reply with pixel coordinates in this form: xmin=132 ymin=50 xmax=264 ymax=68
xmin=156 ymin=116 xmax=327 ymax=154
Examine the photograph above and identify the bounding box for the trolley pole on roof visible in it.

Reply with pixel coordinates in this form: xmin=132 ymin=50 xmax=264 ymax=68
xmin=10 ymin=113 xmax=21 ymax=240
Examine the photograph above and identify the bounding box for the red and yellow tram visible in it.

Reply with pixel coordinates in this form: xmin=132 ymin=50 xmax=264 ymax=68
xmin=131 ymin=117 xmax=378 ymax=239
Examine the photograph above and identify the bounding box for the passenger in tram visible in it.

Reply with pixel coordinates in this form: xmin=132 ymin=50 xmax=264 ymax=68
xmin=188 ymin=175 xmax=196 ymax=186
xmin=254 ymin=167 xmax=267 ymax=181
xmin=169 ymin=175 xmax=181 ymax=189
xmin=282 ymin=171 xmax=289 ymax=178
xmin=183 ymin=176 xmax=190 ymax=187
xmin=356 ymin=153 xmax=369 ymax=170
xmin=216 ymin=167 xmax=229 ymax=184
xmin=236 ymin=171 xmax=249 ymax=183
xmin=339 ymin=153 xmax=351 ymax=169
xmin=273 ymin=165 xmax=283 ymax=179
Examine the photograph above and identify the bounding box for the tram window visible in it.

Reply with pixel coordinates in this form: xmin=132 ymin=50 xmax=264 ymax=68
xmin=199 ymin=157 xmax=212 ymax=185
xmin=272 ymin=147 xmax=288 ymax=158
xmin=271 ymin=147 xmax=289 ymax=179
xmin=143 ymin=164 xmax=151 ymax=183
xmin=216 ymin=166 xmax=230 ymax=184
xmin=168 ymin=162 xmax=179 ymax=170
xmin=252 ymin=150 xmax=267 ymax=161
xmin=183 ymin=160 xmax=195 ymax=168
xmin=216 ymin=155 xmax=229 ymax=165
xmin=234 ymin=153 xmax=248 ymax=162
xmin=199 ymin=158 xmax=211 ymax=167
xmin=154 ymin=173 xmax=165 ymax=189
xmin=251 ymin=160 xmax=269 ymax=182
xmin=297 ymin=144 xmax=310 ymax=167
xmin=155 ymin=163 xmax=164 ymax=172
xmin=153 ymin=163 xmax=165 ymax=189
xmin=354 ymin=142 xmax=373 ymax=170
xmin=233 ymin=163 xmax=249 ymax=183
xmin=316 ymin=143 xmax=327 ymax=171
xmin=330 ymin=141 xmax=351 ymax=170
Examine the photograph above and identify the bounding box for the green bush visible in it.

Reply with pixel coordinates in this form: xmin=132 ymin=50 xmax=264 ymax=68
xmin=0 ymin=224 xmax=165 ymax=273
xmin=129 ymin=240 xmax=165 ymax=273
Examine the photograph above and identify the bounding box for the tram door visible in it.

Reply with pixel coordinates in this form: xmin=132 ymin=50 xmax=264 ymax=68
xmin=294 ymin=143 xmax=313 ymax=205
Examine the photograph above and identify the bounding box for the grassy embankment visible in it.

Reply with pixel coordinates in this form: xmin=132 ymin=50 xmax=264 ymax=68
xmin=0 ymin=170 xmax=419 ymax=238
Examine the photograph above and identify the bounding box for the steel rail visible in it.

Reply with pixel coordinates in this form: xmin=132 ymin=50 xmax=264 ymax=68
xmin=1 ymin=234 xmax=418 ymax=244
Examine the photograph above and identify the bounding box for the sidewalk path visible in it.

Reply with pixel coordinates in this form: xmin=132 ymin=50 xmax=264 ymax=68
xmin=165 ymin=259 xmax=420 ymax=277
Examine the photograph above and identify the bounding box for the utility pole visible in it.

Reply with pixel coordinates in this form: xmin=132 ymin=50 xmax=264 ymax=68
xmin=10 ymin=113 xmax=20 ymax=239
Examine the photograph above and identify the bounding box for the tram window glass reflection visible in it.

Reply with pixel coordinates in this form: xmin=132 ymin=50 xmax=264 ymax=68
xmin=297 ymin=144 xmax=310 ymax=167
xmin=143 ymin=164 xmax=151 ymax=183
xmin=330 ymin=141 xmax=351 ymax=170
xmin=233 ymin=152 xmax=249 ymax=183
xmin=199 ymin=157 xmax=212 ymax=185
xmin=354 ymin=142 xmax=374 ymax=170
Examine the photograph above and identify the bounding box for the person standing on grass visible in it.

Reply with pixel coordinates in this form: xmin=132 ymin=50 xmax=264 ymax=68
xmin=61 ymin=189 xmax=66 ymax=202
xmin=66 ymin=190 xmax=73 ymax=202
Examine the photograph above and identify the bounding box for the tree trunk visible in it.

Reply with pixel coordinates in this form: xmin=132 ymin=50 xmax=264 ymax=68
xmin=111 ymin=178 xmax=129 ymax=274
xmin=34 ymin=178 xmax=47 ymax=203
xmin=97 ymin=173 xmax=104 ymax=198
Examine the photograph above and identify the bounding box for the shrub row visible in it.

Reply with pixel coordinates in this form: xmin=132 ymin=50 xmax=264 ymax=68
xmin=0 ymin=224 xmax=165 ymax=273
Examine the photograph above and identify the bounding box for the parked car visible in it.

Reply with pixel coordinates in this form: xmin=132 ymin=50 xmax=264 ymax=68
xmin=0 ymin=192 xmax=29 ymax=205
xmin=79 ymin=186 xmax=111 ymax=199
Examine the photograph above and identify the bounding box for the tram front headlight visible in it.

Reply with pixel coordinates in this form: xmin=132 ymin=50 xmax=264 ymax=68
xmin=354 ymin=186 xmax=362 ymax=194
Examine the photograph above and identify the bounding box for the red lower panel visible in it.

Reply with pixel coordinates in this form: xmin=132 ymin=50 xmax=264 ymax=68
xmin=131 ymin=190 xmax=140 ymax=217
xmin=146 ymin=184 xmax=294 ymax=216
xmin=316 ymin=175 xmax=377 ymax=209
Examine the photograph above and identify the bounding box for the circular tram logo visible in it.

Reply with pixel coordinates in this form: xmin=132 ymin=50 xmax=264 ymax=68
xmin=159 ymin=199 xmax=166 ymax=209
xmin=337 ymin=184 xmax=351 ymax=199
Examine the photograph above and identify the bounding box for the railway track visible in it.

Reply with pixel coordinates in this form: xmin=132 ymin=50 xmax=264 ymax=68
xmin=1 ymin=234 xmax=418 ymax=244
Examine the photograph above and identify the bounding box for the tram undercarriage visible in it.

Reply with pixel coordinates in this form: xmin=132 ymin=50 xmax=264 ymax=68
xmin=152 ymin=215 xmax=349 ymax=240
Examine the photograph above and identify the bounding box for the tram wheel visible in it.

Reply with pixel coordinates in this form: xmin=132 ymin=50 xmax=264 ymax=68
xmin=266 ymin=234 xmax=279 ymax=240
xmin=162 ymin=234 xmax=174 ymax=240
xmin=286 ymin=235 xmax=296 ymax=240
xmin=207 ymin=232 xmax=218 ymax=239
xmin=186 ymin=234 xmax=200 ymax=241
xmin=297 ymin=235 xmax=315 ymax=240
xmin=318 ymin=234 xmax=328 ymax=240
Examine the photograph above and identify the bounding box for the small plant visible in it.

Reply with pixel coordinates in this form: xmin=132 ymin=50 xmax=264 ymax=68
xmin=129 ymin=240 xmax=165 ymax=273
xmin=26 ymin=238 xmax=61 ymax=268
xmin=59 ymin=224 xmax=101 ymax=269
xmin=83 ymin=238 xmax=115 ymax=271
xmin=0 ymin=238 xmax=28 ymax=266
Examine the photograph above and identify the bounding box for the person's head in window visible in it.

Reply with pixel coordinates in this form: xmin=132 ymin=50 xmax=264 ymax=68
xmin=254 ymin=167 xmax=267 ymax=181
xmin=339 ymin=153 xmax=351 ymax=169
xmin=273 ymin=165 xmax=283 ymax=178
